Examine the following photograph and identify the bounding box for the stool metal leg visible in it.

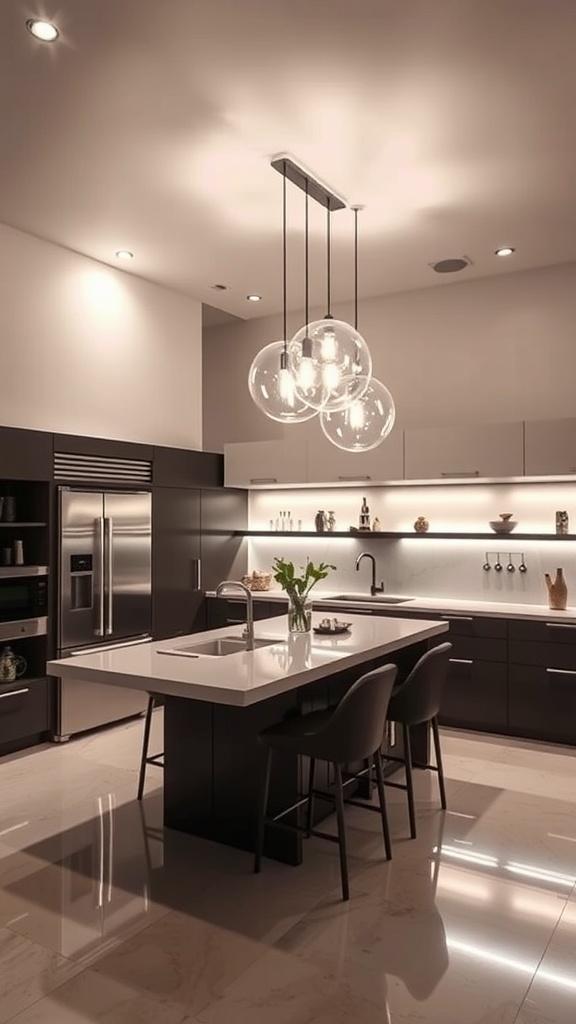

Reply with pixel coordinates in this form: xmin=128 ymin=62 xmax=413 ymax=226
xmin=137 ymin=696 xmax=155 ymax=801
xmin=334 ymin=764 xmax=350 ymax=901
xmin=254 ymin=747 xmax=272 ymax=874
xmin=431 ymin=716 xmax=447 ymax=810
xmin=403 ymin=723 xmax=417 ymax=839
xmin=373 ymin=750 xmax=392 ymax=861
xmin=305 ymin=757 xmax=316 ymax=837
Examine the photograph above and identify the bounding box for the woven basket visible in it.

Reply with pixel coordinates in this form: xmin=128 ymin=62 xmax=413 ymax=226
xmin=242 ymin=571 xmax=273 ymax=592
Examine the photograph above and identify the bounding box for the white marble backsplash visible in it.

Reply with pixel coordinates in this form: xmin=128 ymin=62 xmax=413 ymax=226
xmin=248 ymin=482 xmax=576 ymax=606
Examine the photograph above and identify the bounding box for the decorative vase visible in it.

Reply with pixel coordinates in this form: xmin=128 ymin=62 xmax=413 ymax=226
xmin=545 ymin=567 xmax=568 ymax=610
xmin=287 ymin=594 xmax=312 ymax=633
xmin=414 ymin=516 xmax=429 ymax=533
xmin=327 ymin=511 xmax=336 ymax=532
xmin=315 ymin=510 xmax=326 ymax=532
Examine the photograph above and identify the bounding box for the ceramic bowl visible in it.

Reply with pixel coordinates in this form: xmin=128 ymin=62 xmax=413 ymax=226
xmin=489 ymin=520 xmax=518 ymax=534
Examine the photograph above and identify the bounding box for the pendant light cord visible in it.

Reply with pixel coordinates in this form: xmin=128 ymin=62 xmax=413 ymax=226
xmin=354 ymin=207 xmax=358 ymax=331
xmin=305 ymin=183 xmax=309 ymax=327
xmin=282 ymin=160 xmax=287 ymax=353
xmin=326 ymin=206 xmax=332 ymax=316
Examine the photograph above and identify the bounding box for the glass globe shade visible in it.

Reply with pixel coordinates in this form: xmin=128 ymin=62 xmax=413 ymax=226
xmin=320 ymin=376 xmax=395 ymax=452
xmin=288 ymin=318 xmax=372 ymax=411
xmin=248 ymin=340 xmax=318 ymax=423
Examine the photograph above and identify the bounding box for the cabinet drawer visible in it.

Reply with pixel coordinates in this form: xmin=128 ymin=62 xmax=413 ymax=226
xmin=439 ymin=659 xmax=508 ymax=732
xmin=509 ymin=619 xmax=576 ymax=644
xmin=0 ymin=679 xmax=49 ymax=743
xmin=509 ymin=664 xmax=576 ymax=744
xmin=437 ymin=614 xmax=507 ymax=640
xmin=509 ymin=640 xmax=576 ymax=670
xmin=450 ymin=635 xmax=508 ymax=662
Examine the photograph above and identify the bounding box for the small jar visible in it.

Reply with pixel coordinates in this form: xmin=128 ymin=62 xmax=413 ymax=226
xmin=414 ymin=516 xmax=429 ymax=533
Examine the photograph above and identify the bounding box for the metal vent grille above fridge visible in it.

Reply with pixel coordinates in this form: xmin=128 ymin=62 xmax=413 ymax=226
xmin=54 ymin=452 xmax=152 ymax=484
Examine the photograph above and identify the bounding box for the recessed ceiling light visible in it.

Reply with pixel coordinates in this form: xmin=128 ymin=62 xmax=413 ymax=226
xmin=26 ymin=19 xmax=59 ymax=41
xmin=247 ymin=294 xmax=262 ymax=302
xmin=211 ymin=283 xmax=228 ymax=291
xmin=115 ymin=250 xmax=134 ymax=261
xmin=429 ymin=257 xmax=472 ymax=274
xmin=495 ymin=247 xmax=515 ymax=257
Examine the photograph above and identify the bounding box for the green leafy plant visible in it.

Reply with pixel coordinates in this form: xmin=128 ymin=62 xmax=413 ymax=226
xmin=272 ymin=557 xmax=336 ymax=631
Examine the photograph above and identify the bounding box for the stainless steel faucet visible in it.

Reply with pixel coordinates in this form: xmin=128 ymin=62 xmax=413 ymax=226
xmin=215 ymin=580 xmax=254 ymax=650
xmin=355 ymin=552 xmax=385 ymax=596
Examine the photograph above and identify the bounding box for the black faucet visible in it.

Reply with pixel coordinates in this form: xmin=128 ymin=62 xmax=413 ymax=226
xmin=355 ymin=552 xmax=385 ymax=596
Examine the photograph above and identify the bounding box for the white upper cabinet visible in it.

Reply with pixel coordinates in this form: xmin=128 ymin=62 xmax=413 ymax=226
xmin=224 ymin=440 xmax=308 ymax=487
xmin=404 ymin=422 xmax=524 ymax=480
xmin=524 ymin=418 xmax=576 ymax=476
xmin=306 ymin=429 xmax=404 ymax=484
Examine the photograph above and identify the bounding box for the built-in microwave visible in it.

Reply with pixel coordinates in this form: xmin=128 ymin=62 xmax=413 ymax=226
xmin=0 ymin=573 xmax=48 ymax=625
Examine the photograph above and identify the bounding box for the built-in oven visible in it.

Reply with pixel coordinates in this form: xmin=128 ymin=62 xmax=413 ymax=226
xmin=0 ymin=571 xmax=48 ymax=640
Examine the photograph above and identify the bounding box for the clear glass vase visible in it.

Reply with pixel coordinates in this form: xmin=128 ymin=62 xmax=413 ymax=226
xmin=287 ymin=594 xmax=312 ymax=633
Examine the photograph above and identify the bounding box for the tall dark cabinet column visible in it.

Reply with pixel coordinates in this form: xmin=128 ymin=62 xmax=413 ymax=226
xmin=152 ymin=447 xmax=248 ymax=641
xmin=152 ymin=487 xmax=203 ymax=640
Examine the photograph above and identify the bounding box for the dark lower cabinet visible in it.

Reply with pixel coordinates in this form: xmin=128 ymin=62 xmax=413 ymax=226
xmin=509 ymin=664 xmax=576 ymax=744
xmin=0 ymin=677 xmax=50 ymax=753
xmin=439 ymin=659 xmax=508 ymax=732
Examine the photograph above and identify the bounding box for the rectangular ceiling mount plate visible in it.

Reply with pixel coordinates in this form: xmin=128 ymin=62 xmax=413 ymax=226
xmin=271 ymin=155 xmax=346 ymax=211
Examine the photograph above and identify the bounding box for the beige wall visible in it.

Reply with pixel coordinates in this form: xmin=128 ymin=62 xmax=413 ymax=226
xmin=0 ymin=222 xmax=202 ymax=448
xmin=203 ymin=261 xmax=576 ymax=452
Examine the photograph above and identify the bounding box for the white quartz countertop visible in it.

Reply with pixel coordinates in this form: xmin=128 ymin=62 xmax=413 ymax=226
xmin=210 ymin=589 xmax=576 ymax=624
xmin=47 ymin=613 xmax=448 ymax=708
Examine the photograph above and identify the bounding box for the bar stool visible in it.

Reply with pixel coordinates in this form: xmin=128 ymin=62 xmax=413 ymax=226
xmin=383 ymin=642 xmax=452 ymax=839
xmin=254 ymin=663 xmax=398 ymax=901
xmin=137 ymin=695 xmax=164 ymax=800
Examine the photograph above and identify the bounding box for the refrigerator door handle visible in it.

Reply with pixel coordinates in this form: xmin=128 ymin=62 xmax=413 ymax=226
xmin=105 ymin=517 xmax=113 ymax=636
xmin=95 ymin=517 xmax=105 ymax=637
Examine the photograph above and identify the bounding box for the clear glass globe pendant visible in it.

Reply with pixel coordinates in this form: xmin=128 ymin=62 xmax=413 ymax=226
xmin=320 ymin=376 xmax=395 ymax=451
xmin=288 ymin=316 xmax=372 ymax=411
xmin=248 ymin=340 xmax=318 ymax=423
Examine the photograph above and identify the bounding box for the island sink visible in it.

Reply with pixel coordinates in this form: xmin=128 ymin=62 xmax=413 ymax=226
xmin=157 ymin=636 xmax=278 ymax=658
xmin=330 ymin=594 xmax=412 ymax=605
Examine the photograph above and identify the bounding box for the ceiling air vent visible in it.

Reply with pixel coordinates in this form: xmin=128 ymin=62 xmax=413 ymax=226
xmin=429 ymin=255 xmax=474 ymax=274
xmin=54 ymin=452 xmax=152 ymax=484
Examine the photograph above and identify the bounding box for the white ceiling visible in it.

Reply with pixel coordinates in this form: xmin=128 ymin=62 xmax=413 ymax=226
xmin=3 ymin=0 xmax=576 ymax=324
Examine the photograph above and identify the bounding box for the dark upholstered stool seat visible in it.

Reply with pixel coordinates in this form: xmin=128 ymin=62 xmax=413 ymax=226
xmin=383 ymin=642 xmax=452 ymax=839
xmin=255 ymin=663 xmax=398 ymax=901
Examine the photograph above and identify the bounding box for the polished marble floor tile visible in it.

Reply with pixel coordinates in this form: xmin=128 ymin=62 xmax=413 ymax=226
xmin=0 ymin=925 xmax=82 ymax=1024
xmin=2 ymin=719 xmax=576 ymax=1023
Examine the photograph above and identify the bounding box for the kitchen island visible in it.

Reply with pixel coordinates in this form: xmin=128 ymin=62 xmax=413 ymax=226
xmin=48 ymin=612 xmax=448 ymax=863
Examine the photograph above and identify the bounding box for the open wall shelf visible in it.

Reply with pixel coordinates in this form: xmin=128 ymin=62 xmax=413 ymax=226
xmin=236 ymin=530 xmax=576 ymax=541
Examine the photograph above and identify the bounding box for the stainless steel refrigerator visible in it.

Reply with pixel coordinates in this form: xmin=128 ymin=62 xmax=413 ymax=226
xmin=53 ymin=488 xmax=152 ymax=741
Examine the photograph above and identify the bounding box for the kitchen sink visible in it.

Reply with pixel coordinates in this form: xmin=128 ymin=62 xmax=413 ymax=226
xmin=157 ymin=636 xmax=278 ymax=658
xmin=329 ymin=594 xmax=413 ymax=605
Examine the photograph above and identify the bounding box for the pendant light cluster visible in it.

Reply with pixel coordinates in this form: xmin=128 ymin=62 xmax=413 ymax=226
xmin=248 ymin=158 xmax=395 ymax=452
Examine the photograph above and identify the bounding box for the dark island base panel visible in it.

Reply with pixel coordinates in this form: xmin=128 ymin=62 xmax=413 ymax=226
xmin=163 ymin=642 xmax=431 ymax=866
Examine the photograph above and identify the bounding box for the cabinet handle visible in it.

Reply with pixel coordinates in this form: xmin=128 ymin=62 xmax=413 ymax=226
xmin=546 ymin=667 xmax=576 ymax=677
xmin=441 ymin=615 xmax=474 ymax=622
xmin=249 ymin=477 xmax=277 ymax=484
xmin=545 ymin=623 xmax=576 ymax=630
xmin=449 ymin=658 xmax=473 ymax=665
xmin=338 ymin=475 xmax=372 ymax=481
xmin=192 ymin=558 xmax=201 ymax=590
xmin=440 ymin=471 xmax=480 ymax=478
xmin=0 ymin=688 xmax=30 ymax=699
